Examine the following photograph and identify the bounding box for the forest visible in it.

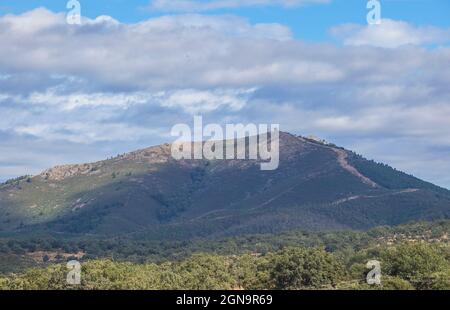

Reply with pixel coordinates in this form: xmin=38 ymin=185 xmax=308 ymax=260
xmin=0 ymin=242 xmax=449 ymax=290
xmin=0 ymin=220 xmax=449 ymax=290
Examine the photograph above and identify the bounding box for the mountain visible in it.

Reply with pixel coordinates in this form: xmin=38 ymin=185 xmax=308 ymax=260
xmin=0 ymin=132 xmax=449 ymax=239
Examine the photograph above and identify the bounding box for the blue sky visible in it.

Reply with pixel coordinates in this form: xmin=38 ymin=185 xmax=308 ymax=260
xmin=0 ymin=0 xmax=450 ymax=188
xmin=2 ymin=0 xmax=450 ymax=40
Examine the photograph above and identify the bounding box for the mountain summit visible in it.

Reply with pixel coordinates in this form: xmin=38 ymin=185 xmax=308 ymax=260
xmin=0 ymin=132 xmax=449 ymax=239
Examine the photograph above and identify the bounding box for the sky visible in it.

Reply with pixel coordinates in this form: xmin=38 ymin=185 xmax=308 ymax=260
xmin=0 ymin=0 xmax=449 ymax=188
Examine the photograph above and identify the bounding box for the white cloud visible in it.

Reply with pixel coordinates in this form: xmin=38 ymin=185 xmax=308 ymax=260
xmin=148 ymin=0 xmax=330 ymax=12
xmin=331 ymin=19 xmax=450 ymax=48
xmin=2 ymin=87 xmax=255 ymax=113
xmin=15 ymin=122 xmax=161 ymax=144
xmin=313 ymin=103 xmax=450 ymax=142
xmin=0 ymin=87 xmax=256 ymax=142
xmin=159 ymin=88 xmax=256 ymax=113
xmin=0 ymin=10 xmax=298 ymax=91
xmin=27 ymin=91 xmax=152 ymax=110
xmin=1 ymin=9 xmax=450 ymax=188
xmin=0 ymin=7 xmax=63 ymax=33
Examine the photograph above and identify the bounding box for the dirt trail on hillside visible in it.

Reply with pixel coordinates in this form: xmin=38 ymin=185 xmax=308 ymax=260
xmin=331 ymin=148 xmax=378 ymax=188
xmin=332 ymin=188 xmax=419 ymax=206
xmin=298 ymin=137 xmax=379 ymax=188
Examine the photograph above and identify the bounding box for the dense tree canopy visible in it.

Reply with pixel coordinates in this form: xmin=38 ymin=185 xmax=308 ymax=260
xmin=0 ymin=242 xmax=448 ymax=290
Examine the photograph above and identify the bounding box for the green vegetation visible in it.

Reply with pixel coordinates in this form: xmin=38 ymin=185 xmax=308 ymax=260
xmin=1 ymin=220 xmax=449 ymax=273
xmin=0 ymin=134 xmax=449 ymax=289
xmin=0 ymin=220 xmax=448 ymax=289
xmin=0 ymin=242 xmax=448 ymax=290
xmin=268 ymin=247 xmax=344 ymax=289
xmin=1 ymin=133 xmax=449 ymax=239
xmin=381 ymin=243 xmax=449 ymax=289
xmin=347 ymin=152 xmax=443 ymax=191
xmin=0 ymin=175 xmax=32 ymax=188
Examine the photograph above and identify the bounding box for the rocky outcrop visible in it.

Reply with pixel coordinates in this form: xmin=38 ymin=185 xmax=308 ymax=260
xmin=40 ymin=163 xmax=94 ymax=181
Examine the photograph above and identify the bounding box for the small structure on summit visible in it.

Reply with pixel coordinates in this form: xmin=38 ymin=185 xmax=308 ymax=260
xmin=306 ymin=135 xmax=330 ymax=145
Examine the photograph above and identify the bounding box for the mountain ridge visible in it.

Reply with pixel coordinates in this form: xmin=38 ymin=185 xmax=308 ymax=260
xmin=0 ymin=131 xmax=449 ymax=239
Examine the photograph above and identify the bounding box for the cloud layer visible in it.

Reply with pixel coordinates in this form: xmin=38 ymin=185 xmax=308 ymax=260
xmin=1 ymin=8 xmax=450 ymax=188
xmin=331 ymin=19 xmax=450 ymax=48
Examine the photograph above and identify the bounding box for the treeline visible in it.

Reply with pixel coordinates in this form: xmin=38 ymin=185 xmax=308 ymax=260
xmin=0 ymin=242 xmax=449 ymax=290
xmin=0 ymin=175 xmax=32 ymax=188
xmin=347 ymin=152 xmax=442 ymax=191
xmin=0 ymin=220 xmax=449 ymax=272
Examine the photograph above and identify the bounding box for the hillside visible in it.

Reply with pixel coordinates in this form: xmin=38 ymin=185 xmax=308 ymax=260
xmin=0 ymin=132 xmax=449 ymax=239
